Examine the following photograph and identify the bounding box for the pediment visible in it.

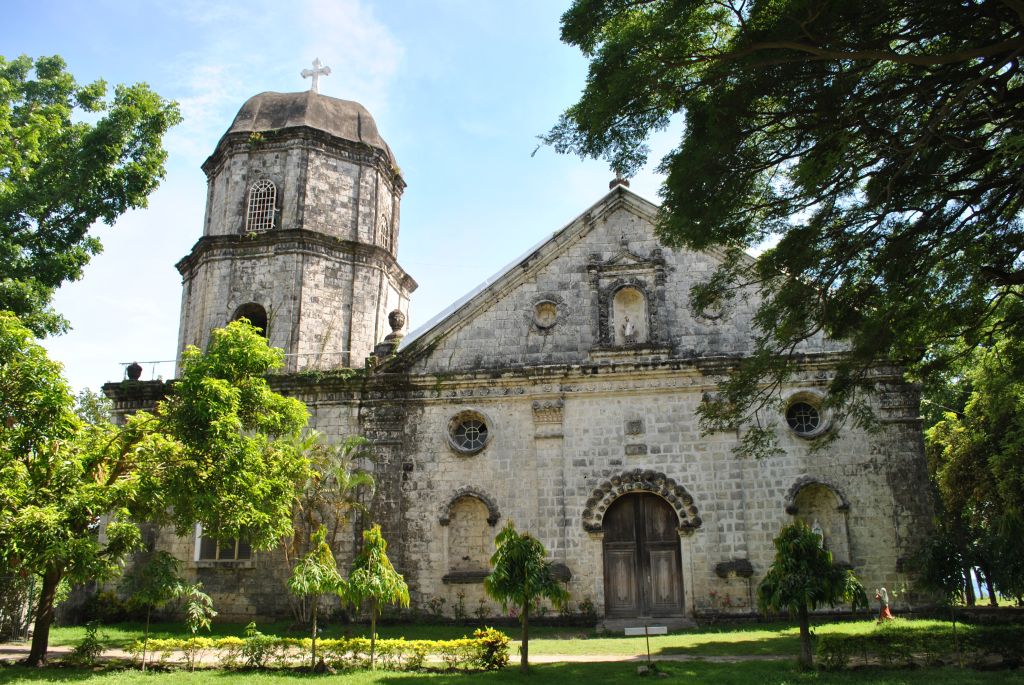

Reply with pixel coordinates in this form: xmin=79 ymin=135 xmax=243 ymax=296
xmin=601 ymin=243 xmax=660 ymax=270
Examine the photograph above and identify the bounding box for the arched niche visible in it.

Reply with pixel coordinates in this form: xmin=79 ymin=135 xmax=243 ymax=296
xmin=439 ymin=489 xmax=500 ymax=584
xmin=785 ymin=477 xmax=851 ymax=564
xmin=438 ymin=488 xmax=500 ymax=527
xmin=582 ymin=469 xmax=702 ymax=536
xmin=612 ymin=285 xmax=648 ymax=345
xmin=232 ymin=302 xmax=268 ymax=337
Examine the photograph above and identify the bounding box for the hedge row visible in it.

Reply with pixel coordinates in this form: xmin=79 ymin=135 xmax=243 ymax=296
xmin=816 ymin=623 xmax=1024 ymax=670
xmin=130 ymin=627 xmax=510 ymax=671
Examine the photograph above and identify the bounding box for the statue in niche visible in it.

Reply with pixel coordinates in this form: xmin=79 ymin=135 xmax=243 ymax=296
xmin=811 ymin=519 xmax=824 ymax=547
xmin=622 ymin=316 xmax=637 ymax=343
xmin=612 ymin=286 xmax=648 ymax=345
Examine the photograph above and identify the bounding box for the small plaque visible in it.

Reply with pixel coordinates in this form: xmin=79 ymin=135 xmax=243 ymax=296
xmin=624 ymin=626 xmax=668 ymax=636
xmin=625 ymin=443 xmax=648 ymax=456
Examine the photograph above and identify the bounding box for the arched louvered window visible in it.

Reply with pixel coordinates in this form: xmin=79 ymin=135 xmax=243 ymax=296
xmin=245 ymin=179 xmax=276 ymax=232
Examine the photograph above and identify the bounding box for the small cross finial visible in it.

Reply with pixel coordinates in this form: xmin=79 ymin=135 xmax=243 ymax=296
xmin=301 ymin=58 xmax=331 ymax=94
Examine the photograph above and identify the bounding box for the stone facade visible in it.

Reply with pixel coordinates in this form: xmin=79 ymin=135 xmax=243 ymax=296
xmin=104 ymin=91 xmax=933 ymax=623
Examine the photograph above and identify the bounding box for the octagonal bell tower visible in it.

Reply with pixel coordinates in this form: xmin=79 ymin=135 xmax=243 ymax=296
xmin=175 ymin=87 xmax=416 ymax=371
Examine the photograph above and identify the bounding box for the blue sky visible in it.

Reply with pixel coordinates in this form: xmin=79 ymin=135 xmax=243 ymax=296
xmin=3 ymin=0 xmax=677 ymax=390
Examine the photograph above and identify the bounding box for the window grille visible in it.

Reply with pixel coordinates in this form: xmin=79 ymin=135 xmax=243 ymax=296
xmin=786 ymin=401 xmax=821 ymax=436
xmin=245 ymin=179 xmax=276 ymax=232
xmin=195 ymin=524 xmax=252 ymax=561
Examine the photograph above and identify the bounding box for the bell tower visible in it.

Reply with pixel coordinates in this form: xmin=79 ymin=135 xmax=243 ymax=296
xmin=175 ymin=71 xmax=416 ymax=371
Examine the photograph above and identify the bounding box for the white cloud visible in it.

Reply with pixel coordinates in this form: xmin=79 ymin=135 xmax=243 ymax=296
xmin=300 ymin=0 xmax=404 ymax=114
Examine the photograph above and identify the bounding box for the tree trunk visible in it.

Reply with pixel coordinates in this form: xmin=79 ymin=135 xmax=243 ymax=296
xmin=965 ymin=571 xmax=976 ymax=607
xmin=984 ymin=574 xmax=998 ymax=608
xmin=520 ymin=602 xmax=530 ymax=673
xmin=24 ymin=566 xmax=62 ymax=667
xmin=950 ymin=604 xmax=962 ymax=668
xmin=142 ymin=607 xmax=151 ymax=671
xmin=797 ymin=603 xmax=813 ymax=670
xmin=369 ymin=599 xmax=377 ymax=670
xmin=311 ymin=600 xmax=318 ymax=669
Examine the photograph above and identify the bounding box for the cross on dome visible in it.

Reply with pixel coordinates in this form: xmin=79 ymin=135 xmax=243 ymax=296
xmin=301 ymin=58 xmax=331 ymax=93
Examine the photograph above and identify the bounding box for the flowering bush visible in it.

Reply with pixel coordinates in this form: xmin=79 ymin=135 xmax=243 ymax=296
xmin=130 ymin=631 xmax=509 ymax=672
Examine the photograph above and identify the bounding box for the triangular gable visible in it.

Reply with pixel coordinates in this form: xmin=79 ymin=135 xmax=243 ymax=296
xmin=395 ymin=185 xmax=658 ymax=362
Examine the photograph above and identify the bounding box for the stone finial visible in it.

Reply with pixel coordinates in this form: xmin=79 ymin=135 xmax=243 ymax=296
xmin=301 ymin=58 xmax=331 ymax=93
xmin=372 ymin=309 xmax=407 ymax=362
xmin=126 ymin=362 xmax=143 ymax=381
xmin=388 ymin=309 xmax=406 ymax=333
xmin=609 ymin=174 xmax=631 ymax=189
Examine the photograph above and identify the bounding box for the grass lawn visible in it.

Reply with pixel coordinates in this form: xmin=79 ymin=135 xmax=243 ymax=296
xmin=45 ymin=618 xmax=955 ymax=658
xmin=3 ymin=660 xmax=1024 ymax=685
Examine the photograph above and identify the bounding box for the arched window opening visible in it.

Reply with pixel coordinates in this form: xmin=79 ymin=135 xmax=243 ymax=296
xmin=245 ymin=179 xmax=276 ymax=233
xmin=791 ymin=483 xmax=851 ymax=564
xmin=232 ymin=303 xmax=268 ymax=337
xmin=613 ymin=286 xmax=648 ymax=345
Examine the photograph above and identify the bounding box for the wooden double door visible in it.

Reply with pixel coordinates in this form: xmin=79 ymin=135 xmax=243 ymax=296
xmin=603 ymin=493 xmax=684 ymax=617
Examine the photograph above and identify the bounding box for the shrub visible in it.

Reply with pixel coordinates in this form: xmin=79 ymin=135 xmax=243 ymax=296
xmin=473 ymin=626 xmax=510 ymax=671
xmin=241 ymin=622 xmax=274 ymax=668
xmin=81 ymin=591 xmax=139 ymax=624
xmin=69 ymin=621 xmax=104 ymax=666
xmin=816 ymin=622 xmax=1024 ymax=670
xmin=131 ymin=631 xmax=510 ymax=672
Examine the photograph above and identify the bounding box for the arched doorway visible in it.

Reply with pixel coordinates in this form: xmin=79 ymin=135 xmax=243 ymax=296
xmin=603 ymin=493 xmax=684 ymax=618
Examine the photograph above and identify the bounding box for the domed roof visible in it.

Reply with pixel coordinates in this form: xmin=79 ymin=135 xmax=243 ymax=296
xmin=226 ymin=91 xmax=396 ymax=165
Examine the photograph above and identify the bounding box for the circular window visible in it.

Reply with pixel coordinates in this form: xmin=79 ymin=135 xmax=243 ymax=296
xmin=447 ymin=411 xmax=492 ymax=455
xmin=786 ymin=401 xmax=821 ymax=437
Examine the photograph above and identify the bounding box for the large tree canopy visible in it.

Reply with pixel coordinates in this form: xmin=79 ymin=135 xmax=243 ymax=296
xmin=0 ymin=317 xmax=308 ymax=665
xmin=925 ymin=315 xmax=1024 ymax=601
xmin=548 ymin=0 xmax=1024 ymax=447
xmin=0 ymin=54 xmax=181 ymax=336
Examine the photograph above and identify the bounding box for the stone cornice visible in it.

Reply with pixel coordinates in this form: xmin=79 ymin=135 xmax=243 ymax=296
xmin=202 ymin=127 xmax=405 ymax=192
xmin=266 ymin=350 xmax=910 ymax=406
xmin=174 ymin=229 xmax=417 ymax=293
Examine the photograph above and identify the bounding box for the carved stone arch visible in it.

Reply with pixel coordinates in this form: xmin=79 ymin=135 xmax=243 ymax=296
xmin=582 ymin=469 xmax=702 ymax=536
xmin=438 ymin=487 xmax=501 ymax=527
xmin=784 ymin=476 xmax=850 ymax=515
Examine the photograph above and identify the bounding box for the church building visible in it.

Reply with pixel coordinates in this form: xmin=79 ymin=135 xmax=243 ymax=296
xmin=105 ymin=78 xmax=933 ymax=625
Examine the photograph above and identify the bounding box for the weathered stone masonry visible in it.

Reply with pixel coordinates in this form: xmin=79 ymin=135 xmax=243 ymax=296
xmin=105 ymin=89 xmax=933 ymax=623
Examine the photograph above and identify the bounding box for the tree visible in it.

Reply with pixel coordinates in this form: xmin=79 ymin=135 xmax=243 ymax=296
xmin=0 ymin=311 xmax=140 ymax=666
xmin=0 ymin=55 xmax=181 ymax=336
xmin=0 ymin=316 xmax=308 ymax=666
xmin=121 ymin=551 xmax=184 ymax=671
xmin=287 ymin=526 xmax=345 ymax=668
xmin=925 ymin=327 xmax=1024 ymax=602
xmin=484 ymin=521 xmax=569 ymax=673
xmin=147 ymin=320 xmax=310 ymax=551
xmin=547 ymin=1 xmax=1024 ymax=452
xmin=757 ymin=522 xmax=868 ymax=669
xmin=285 ymin=432 xmax=374 ymax=623
xmin=176 ymin=583 xmax=216 ymax=672
xmin=74 ymin=388 xmax=114 ymax=425
xmin=346 ymin=524 xmax=410 ymax=670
